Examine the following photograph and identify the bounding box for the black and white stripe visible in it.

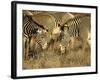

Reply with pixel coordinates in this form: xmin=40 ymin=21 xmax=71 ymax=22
xmin=23 ymin=15 xmax=39 ymax=38
xmin=63 ymin=16 xmax=82 ymax=37
xmin=23 ymin=15 xmax=42 ymax=59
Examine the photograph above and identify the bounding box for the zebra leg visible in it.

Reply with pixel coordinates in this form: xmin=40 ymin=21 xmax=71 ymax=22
xmin=24 ymin=37 xmax=27 ymax=60
xmin=23 ymin=39 xmax=27 ymax=59
xmin=25 ymin=38 xmax=30 ymax=60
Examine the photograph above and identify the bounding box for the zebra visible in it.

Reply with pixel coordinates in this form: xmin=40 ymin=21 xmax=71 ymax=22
xmin=62 ymin=14 xmax=91 ymax=50
xmin=23 ymin=15 xmax=39 ymax=38
xmin=63 ymin=15 xmax=81 ymax=37
xmin=23 ymin=15 xmax=49 ymax=58
xmin=23 ymin=15 xmax=37 ymax=59
xmin=45 ymin=12 xmax=74 ymax=54
xmin=23 ymin=15 xmax=46 ymax=60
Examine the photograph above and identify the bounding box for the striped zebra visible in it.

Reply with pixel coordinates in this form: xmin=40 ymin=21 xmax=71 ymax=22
xmin=23 ymin=15 xmax=39 ymax=38
xmin=23 ymin=15 xmax=48 ymax=58
xmin=23 ymin=15 xmax=45 ymax=60
xmin=23 ymin=15 xmax=37 ymax=59
xmin=62 ymin=14 xmax=91 ymax=50
xmin=29 ymin=29 xmax=52 ymax=59
xmin=49 ymin=12 xmax=74 ymax=27
xmin=63 ymin=15 xmax=81 ymax=37
xmin=50 ymin=12 xmax=75 ymax=40
xmin=46 ymin=12 xmax=75 ymax=53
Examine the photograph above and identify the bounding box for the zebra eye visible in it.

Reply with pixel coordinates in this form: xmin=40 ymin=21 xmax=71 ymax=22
xmin=46 ymin=29 xmax=48 ymax=32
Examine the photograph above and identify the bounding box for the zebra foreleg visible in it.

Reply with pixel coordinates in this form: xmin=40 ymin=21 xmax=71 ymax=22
xmin=24 ymin=38 xmax=30 ymax=60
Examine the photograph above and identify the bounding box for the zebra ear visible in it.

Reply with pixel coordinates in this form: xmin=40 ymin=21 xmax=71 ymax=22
xmin=24 ymin=10 xmax=33 ymax=16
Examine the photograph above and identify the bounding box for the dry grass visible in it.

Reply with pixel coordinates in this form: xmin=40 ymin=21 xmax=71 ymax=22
xmin=23 ymin=42 xmax=91 ymax=69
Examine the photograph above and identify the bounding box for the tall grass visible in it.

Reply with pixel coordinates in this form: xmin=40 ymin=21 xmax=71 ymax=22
xmin=23 ymin=41 xmax=90 ymax=69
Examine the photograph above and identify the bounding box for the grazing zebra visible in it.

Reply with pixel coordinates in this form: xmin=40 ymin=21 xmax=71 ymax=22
xmin=63 ymin=15 xmax=81 ymax=37
xmin=23 ymin=15 xmax=38 ymax=59
xmin=23 ymin=13 xmax=51 ymax=59
xmin=62 ymin=14 xmax=91 ymax=50
xmin=29 ymin=27 xmax=52 ymax=60
xmin=47 ymin=12 xmax=74 ymax=54
xmin=23 ymin=15 xmax=46 ymax=60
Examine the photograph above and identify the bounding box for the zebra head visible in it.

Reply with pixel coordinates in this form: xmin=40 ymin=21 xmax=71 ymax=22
xmin=62 ymin=15 xmax=84 ymax=50
xmin=36 ymin=28 xmax=51 ymax=50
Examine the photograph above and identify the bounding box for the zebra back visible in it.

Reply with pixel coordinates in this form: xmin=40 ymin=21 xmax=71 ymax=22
xmin=23 ymin=15 xmax=39 ymax=38
xmin=50 ymin=12 xmax=74 ymax=27
xmin=63 ymin=14 xmax=90 ymax=38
